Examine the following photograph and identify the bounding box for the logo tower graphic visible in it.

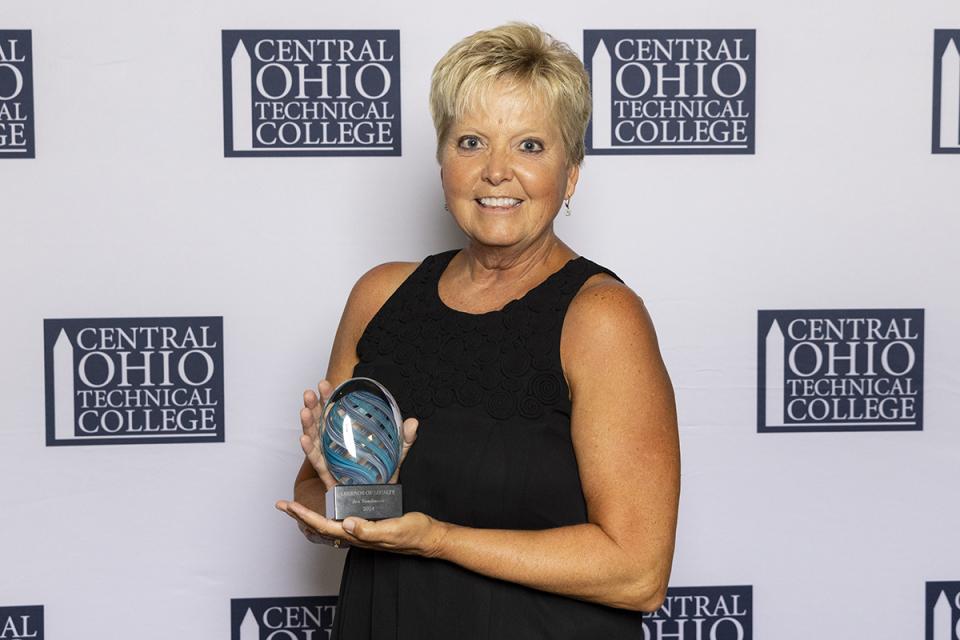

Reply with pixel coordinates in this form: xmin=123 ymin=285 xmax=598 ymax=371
xmin=239 ymin=608 xmax=259 ymax=640
xmin=933 ymin=31 xmax=960 ymax=153
xmin=764 ymin=319 xmax=786 ymax=427
xmin=927 ymin=582 xmax=960 ymax=640
xmin=231 ymin=40 xmax=254 ymax=152
xmin=53 ymin=329 xmax=76 ymax=441
xmin=590 ymin=40 xmax=613 ymax=151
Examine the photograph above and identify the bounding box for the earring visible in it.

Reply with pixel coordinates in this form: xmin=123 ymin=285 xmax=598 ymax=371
xmin=564 ymin=198 xmax=571 ymax=216
xmin=444 ymin=200 xmax=449 ymax=212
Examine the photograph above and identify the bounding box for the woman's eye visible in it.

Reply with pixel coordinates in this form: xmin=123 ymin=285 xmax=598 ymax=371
xmin=458 ymin=136 xmax=481 ymax=149
xmin=520 ymin=139 xmax=544 ymax=152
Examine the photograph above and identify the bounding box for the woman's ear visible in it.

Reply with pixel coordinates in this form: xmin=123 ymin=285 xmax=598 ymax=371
xmin=565 ymin=163 xmax=580 ymax=200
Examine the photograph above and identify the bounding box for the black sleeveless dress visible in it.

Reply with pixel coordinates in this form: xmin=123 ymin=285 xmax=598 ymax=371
xmin=333 ymin=249 xmax=644 ymax=639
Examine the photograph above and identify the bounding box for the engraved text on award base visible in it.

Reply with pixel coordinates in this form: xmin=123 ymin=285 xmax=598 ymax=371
xmin=326 ymin=484 xmax=403 ymax=520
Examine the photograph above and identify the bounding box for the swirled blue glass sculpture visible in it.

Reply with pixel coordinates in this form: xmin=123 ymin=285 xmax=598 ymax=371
xmin=321 ymin=377 xmax=403 ymax=486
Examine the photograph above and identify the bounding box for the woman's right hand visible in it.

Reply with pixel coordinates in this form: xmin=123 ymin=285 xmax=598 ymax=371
xmin=299 ymin=380 xmax=338 ymax=491
xmin=290 ymin=380 xmax=342 ymax=545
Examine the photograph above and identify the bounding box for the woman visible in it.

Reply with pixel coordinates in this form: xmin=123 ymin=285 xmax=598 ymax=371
xmin=276 ymin=23 xmax=680 ymax=638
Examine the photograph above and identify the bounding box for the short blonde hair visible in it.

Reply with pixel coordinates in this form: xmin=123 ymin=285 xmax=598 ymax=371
xmin=429 ymin=23 xmax=591 ymax=167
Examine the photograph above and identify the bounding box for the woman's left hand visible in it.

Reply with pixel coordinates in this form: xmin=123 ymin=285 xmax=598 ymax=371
xmin=275 ymin=500 xmax=448 ymax=557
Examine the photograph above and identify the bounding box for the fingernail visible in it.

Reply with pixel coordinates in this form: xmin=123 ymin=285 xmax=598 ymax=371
xmin=342 ymin=519 xmax=356 ymax=534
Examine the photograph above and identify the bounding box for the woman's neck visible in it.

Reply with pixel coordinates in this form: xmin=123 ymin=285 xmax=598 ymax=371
xmin=459 ymin=234 xmax=574 ymax=287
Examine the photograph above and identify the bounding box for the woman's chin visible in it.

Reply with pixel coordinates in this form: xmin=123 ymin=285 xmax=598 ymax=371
xmin=452 ymin=209 xmax=555 ymax=250
xmin=465 ymin=228 xmax=548 ymax=251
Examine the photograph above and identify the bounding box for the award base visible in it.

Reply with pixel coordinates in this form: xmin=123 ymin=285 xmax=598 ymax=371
xmin=325 ymin=484 xmax=403 ymax=521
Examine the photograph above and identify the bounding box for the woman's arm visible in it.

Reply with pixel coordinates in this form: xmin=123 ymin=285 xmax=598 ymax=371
xmin=433 ymin=277 xmax=679 ymax=610
xmin=294 ymin=276 xmax=680 ymax=611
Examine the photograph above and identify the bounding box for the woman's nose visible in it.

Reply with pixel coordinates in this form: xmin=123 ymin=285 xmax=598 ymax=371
xmin=481 ymin=147 xmax=513 ymax=184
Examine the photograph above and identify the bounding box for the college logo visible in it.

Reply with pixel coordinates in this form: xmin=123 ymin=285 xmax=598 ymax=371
xmin=231 ymin=596 xmax=337 ymax=640
xmin=934 ymin=30 xmax=960 ymax=153
xmin=758 ymin=309 xmax=924 ymax=432
xmin=643 ymin=586 xmax=751 ymax=640
xmin=0 ymin=606 xmax=43 ymax=640
xmin=584 ymin=30 xmax=755 ymax=155
xmin=928 ymin=582 xmax=960 ymax=640
xmin=0 ymin=30 xmax=35 ymax=158
xmin=43 ymin=317 xmax=225 ymax=446
xmin=222 ymin=30 xmax=401 ymax=157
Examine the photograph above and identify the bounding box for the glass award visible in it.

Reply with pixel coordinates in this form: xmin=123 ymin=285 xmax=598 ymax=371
xmin=321 ymin=377 xmax=403 ymax=520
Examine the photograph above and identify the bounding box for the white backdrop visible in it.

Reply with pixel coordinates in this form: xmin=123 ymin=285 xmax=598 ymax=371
xmin=2 ymin=0 xmax=959 ymax=638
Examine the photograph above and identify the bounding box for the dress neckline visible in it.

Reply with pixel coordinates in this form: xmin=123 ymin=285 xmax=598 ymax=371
xmin=433 ymin=249 xmax=583 ymax=317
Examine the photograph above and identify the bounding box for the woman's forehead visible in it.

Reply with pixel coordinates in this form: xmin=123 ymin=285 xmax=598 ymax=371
xmin=454 ymin=78 xmax=554 ymax=128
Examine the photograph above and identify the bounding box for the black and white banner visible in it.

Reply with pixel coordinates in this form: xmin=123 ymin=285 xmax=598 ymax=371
xmin=44 ymin=317 xmax=225 ymax=445
xmin=222 ymin=30 xmax=401 ymax=157
xmin=0 ymin=30 xmax=34 ymax=158
xmin=758 ymin=309 xmax=924 ymax=432
xmin=585 ymin=29 xmax=755 ymax=155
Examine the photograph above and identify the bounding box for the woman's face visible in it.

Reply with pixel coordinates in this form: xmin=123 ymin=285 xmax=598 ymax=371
xmin=440 ymin=80 xmax=579 ymax=252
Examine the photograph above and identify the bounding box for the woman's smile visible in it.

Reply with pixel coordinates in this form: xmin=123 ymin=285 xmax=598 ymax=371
xmin=475 ymin=196 xmax=523 ymax=212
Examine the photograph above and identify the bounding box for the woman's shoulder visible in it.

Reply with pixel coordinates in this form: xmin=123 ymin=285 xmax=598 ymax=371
xmin=350 ymin=249 xmax=457 ymax=302
xmin=560 ymin=264 xmax=669 ymax=402
xmin=571 ymin=272 xmax=646 ymax=318
xmin=567 ymin=256 xmax=640 ymax=314
xmin=561 ymin=265 xmax=657 ymax=362
xmin=354 ymin=260 xmax=421 ymax=294
xmin=346 ymin=260 xmax=422 ymax=320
